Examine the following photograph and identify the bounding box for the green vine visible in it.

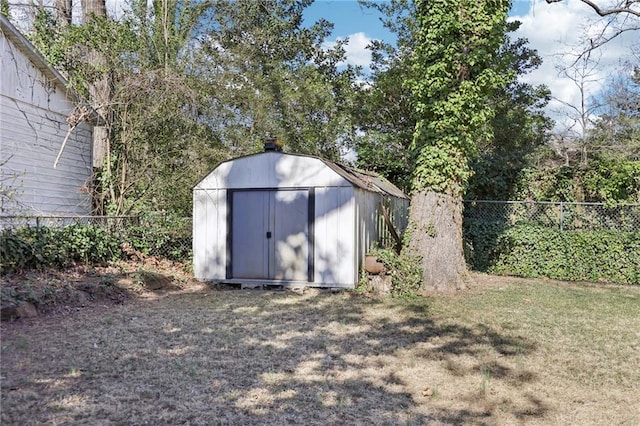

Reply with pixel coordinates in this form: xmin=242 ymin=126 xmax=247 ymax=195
xmin=409 ymin=0 xmax=512 ymax=196
xmin=464 ymin=223 xmax=640 ymax=285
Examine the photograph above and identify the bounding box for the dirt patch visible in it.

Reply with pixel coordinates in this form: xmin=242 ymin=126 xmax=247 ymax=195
xmin=0 ymin=259 xmax=196 ymax=321
xmin=0 ymin=301 xmax=38 ymax=321
xmin=137 ymin=270 xmax=179 ymax=291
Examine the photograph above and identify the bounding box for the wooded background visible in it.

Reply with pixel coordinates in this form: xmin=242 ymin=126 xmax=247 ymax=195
xmin=1 ymin=0 xmax=638 ymax=289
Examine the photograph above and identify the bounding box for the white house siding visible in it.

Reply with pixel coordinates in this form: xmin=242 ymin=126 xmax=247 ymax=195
xmin=1 ymin=18 xmax=93 ymax=216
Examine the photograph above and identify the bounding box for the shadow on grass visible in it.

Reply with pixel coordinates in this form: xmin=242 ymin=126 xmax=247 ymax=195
xmin=1 ymin=288 xmax=542 ymax=425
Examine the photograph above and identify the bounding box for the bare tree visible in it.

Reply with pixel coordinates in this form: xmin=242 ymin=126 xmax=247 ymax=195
xmin=589 ymin=61 xmax=640 ymax=160
xmin=546 ymin=1 xmax=639 ymax=165
xmin=546 ymin=0 xmax=639 ymax=56
xmin=552 ymin=49 xmax=603 ymax=166
xmin=546 ymin=0 xmax=639 ymax=17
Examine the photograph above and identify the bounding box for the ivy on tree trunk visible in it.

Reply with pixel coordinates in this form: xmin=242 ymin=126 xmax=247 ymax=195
xmin=408 ymin=0 xmax=512 ymax=291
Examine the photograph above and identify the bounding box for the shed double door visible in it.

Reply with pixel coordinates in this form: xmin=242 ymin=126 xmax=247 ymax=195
xmin=230 ymin=189 xmax=310 ymax=281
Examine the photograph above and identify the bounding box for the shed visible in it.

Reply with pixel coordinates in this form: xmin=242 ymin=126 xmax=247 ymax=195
xmin=193 ymin=149 xmax=409 ymax=288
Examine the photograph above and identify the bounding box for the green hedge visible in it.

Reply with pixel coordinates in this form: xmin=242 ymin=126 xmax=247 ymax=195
xmin=463 ymin=220 xmax=507 ymax=271
xmin=1 ymin=224 xmax=123 ymax=273
xmin=465 ymin=222 xmax=640 ymax=284
xmin=1 ymin=216 xmax=192 ymax=274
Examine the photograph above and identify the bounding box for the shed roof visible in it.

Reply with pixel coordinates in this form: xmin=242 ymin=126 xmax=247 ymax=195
xmin=196 ymin=151 xmax=408 ymax=199
xmin=320 ymin=158 xmax=408 ymax=199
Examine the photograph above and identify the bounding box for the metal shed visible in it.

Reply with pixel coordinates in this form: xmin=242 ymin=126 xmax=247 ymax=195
xmin=192 ymin=149 xmax=409 ymax=288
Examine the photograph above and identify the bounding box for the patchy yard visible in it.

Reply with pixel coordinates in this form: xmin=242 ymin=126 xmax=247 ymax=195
xmin=1 ymin=273 xmax=639 ymax=425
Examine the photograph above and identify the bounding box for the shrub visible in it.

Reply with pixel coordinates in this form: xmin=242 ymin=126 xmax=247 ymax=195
xmin=463 ymin=219 xmax=507 ymax=271
xmin=0 ymin=229 xmax=34 ymax=272
xmin=0 ymin=224 xmax=122 ymax=273
xmin=367 ymin=247 xmax=423 ymax=297
xmin=485 ymin=224 xmax=639 ymax=285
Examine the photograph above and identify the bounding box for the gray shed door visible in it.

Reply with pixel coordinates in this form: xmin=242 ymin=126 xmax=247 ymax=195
xmin=231 ymin=190 xmax=309 ymax=281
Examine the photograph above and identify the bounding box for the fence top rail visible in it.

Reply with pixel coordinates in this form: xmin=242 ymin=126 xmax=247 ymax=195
xmin=463 ymin=200 xmax=640 ymax=207
xmin=0 ymin=215 xmax=139 ymax=220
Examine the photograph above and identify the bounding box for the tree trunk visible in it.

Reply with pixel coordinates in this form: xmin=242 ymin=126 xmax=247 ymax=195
xmin=55 ymin=0 xmax=72 ymax=25
xmin=81 ymin=0 xmax=105 ymax=22
xmin=406 ymin=190 xmax=467 ymax=292
xmin=88 ymin=69 xmax=111 ymax=169
xmin=81 ymin=0 xmax=110 ymax=213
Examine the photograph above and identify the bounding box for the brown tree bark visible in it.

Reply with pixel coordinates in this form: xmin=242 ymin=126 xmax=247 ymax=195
xmin=81 ymin=0 xmax=110 ymax=214
xmin=86 ymin=55 xmax=111 ymax=170
xmin=406 ymin=190 xmax=467 ymax=293
xmin=81 ymin=0 xmax=106 ymax=22
xmin=55 ymin=0 xmax=72 ymax=25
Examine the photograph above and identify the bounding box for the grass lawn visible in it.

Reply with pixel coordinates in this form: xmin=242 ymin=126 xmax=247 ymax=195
xmin=1 ymin=274 xmax=639 ymax=425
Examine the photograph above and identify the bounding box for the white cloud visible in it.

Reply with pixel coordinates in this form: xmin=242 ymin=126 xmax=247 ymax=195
xmin=324 ymin=32 xmax=375 ymax=69
xmin=342 ymin=32 xmax=375 ymax=67
xmin=510 ymin=0 xmax=637 ymax=129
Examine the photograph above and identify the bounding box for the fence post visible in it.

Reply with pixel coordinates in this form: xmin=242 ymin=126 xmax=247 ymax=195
xmin=559 ymin=202 xmax=564 ymax=232
xmin=35 ymin=216 xmax=42 ymax=263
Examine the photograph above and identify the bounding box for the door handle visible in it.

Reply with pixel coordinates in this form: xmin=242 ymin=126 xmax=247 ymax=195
xmin=266 ymin=231 xmax=272 ymax=239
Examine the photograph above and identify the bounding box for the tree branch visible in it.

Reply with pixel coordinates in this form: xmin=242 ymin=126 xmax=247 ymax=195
xmin=547 ymin=1 xmax=639 ymax=64
xmin=546 ymin=0 xmax=640 ymax=17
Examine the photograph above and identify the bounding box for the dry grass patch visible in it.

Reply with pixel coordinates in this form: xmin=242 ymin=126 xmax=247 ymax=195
xmin=1 ymin=275 xmax=639 ymax=425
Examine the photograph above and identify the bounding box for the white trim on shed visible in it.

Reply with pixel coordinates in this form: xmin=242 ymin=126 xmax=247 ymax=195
xmin=193 ymin=151 xmax=409 ymax=288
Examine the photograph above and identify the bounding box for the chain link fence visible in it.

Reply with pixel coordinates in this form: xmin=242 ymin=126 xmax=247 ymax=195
xmin=0 ymin=214 xmax=192 ymax=269
xmin=0 ymin=215 xmax=137 ymax=233
xmin=4 ymin=202 xmax=638 ymax=274
xmin=464 ymin=201 xmax=640 ymax=232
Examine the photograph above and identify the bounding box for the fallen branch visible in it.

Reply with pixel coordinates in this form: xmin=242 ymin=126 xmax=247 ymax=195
xmin=53 ymin=123 xmax=77 ymax=169
xmin=54 ymin=106 xmax=90 ymax=169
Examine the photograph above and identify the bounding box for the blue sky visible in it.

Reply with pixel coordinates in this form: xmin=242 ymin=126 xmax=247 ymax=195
xmin=304 ymin=0 xmax=534 ymax=48
xmin=304 ymin=0 xmax=636 ymax=130
xmin=305 ymin=1 xmax=394 ymax=43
